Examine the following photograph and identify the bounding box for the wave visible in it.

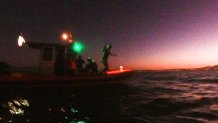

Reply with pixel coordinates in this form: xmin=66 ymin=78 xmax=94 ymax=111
xmin=126 ymin=71 xmax=218 ymax=122
xmin=133 ymin=71 xmax=218 ymax=83
xmin=186 ymin=78 xmax=218 ymax=83
xmin=133 ymin=97 xmax=218 ymax=122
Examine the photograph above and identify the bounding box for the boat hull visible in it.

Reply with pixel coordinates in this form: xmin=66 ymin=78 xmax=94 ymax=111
xmin=0 ymin=71 xmax=133 ymax=87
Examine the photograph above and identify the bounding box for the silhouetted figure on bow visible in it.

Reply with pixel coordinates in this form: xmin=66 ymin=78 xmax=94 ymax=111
xmin=101 ymin=44 xmax=116 ymax=72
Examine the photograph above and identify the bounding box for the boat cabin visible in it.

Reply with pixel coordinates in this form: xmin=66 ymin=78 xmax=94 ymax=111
xmin=26 ymin=42 xmax=77 ymax=76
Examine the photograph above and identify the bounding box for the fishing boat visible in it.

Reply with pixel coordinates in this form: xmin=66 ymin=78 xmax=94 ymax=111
xmin=0 ymin=35 xmax=133 ymax=87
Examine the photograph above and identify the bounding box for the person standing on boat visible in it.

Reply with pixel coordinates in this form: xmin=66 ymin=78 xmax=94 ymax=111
xmin=76 ymin=55 xmax=85 ymax=75
xmin=101 ymin=44 xmax=116 ymax=72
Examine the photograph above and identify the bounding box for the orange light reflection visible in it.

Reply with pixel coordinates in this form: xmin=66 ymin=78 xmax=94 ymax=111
xmin=106 ymin=69 xmax=132 ymax=75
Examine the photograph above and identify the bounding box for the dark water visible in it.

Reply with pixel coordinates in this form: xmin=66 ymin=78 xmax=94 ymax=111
xmin=1 ymin=71 xmax=218 ymax=123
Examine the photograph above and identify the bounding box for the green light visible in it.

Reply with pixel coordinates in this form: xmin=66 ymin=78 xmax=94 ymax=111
xmin=77 ymin=121 xmax=85 ymax=123
xmin=71 ymin=42 xmax=84 ymax=53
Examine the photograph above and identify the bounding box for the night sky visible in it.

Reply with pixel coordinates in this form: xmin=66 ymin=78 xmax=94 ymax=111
xmin=0 ymin=0 xmax=218 ymax=70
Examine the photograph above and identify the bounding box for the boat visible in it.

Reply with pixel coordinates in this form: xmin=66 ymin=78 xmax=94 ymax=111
xmin=0 ymin=35 xmax=133 ymax=87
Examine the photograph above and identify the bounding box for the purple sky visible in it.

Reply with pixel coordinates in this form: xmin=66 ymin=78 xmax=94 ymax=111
xmin=0 ymin=0 xmax=218 ymax=70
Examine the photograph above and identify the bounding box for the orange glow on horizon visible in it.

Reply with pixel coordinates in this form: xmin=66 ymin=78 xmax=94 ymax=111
xmin=126 ymin=63 xmax=218 ymax=70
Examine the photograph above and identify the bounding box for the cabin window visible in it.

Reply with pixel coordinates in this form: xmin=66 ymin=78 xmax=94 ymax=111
xmin=42 ymin=47 xmax=53 ymax=61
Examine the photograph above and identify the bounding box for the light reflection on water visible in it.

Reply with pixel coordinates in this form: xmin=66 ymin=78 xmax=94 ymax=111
xmin=0 ymin=84 xmax=131 ymax=123
xmin=0 ymin=88 xmax=92 ymax=123
xmin=1 ymin=99 xmax=30 ymax=122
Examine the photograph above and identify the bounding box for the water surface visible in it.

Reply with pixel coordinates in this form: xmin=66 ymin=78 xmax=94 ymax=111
xmin=1 ymin=70 xmax=218 ymax=123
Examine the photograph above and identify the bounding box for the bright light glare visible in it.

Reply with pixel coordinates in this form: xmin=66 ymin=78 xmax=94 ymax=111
xmin=120 ymin=66 xmax=123 ymax=71
xmin=6 ymin=99 xmax=29 ymax=116
xmin=19 ymin=99 xmax=29 ymax=107
xmin=18 ymin=35 xmax=25 ymax=47
xmin=8 ymin=101 xmax=24 ymax=115
xmin=71 ymin=42 xmax=84 ymax=53
xmin=62 ymin=33 xmax=68 ymax=40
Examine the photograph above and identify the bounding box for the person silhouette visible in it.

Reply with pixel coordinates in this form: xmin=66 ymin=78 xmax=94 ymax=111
xmin=101 ymin=44 xmax=116 ymax=72
xmin=85 ymin=57 xmax=98 ymax=74
xmin=76 ymin=55 xmax=85 ymax=74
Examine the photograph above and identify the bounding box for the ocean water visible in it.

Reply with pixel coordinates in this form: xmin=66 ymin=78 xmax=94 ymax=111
xmin=1 ymin=70 xmax=218 ymax=123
